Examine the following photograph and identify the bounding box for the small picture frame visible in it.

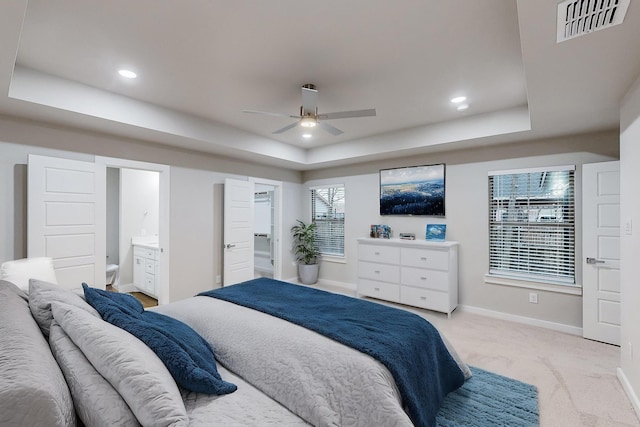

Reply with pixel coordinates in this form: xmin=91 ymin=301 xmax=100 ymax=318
xmin=426 ymin=224 xmax=446 ymax=241
xmin=370 ymin=224 xmax=391 ymax=239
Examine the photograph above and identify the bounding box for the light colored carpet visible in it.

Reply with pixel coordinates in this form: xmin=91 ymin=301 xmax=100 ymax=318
xmin=315 ymin=283 xmax=639 ymax=427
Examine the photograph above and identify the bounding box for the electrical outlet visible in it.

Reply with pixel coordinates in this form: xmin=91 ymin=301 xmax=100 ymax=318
xmin=216 ymin=275 xmax=221 ymax=284
xmin=529 ymin=292 xmax=538 ymax=304
xmin=625 ymin=219 xmax=633 ymax=235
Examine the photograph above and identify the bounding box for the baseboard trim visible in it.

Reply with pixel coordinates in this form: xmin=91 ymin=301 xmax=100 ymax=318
xmin=618 ymin=368 xmax=640 ymax=422
xmin=458 ymin=304 xmax=583 ymax=336
xmin=284 ymin=277 xmax=357 ymax=292
xmin=316 ymin=278 xmax=357 ymax=291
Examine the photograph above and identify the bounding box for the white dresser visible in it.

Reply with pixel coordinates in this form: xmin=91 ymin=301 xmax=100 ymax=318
xmin=357 ymin=238 xmax=458 ymax=317
xmin=133 ymin=244 xmax=159 ymax=298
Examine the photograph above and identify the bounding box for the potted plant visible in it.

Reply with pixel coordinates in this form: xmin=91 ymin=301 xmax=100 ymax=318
xmin=291 ymin=220 xmax=321 ymax=285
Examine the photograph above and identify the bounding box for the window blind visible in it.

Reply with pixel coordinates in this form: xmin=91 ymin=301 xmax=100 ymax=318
xmin=311 ymin=185 xmax=345 ymax=257
xmin=488 ymin=167 xmax=575 ymax=285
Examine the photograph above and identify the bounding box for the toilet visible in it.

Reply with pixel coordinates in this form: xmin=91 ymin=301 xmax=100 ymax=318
xmin=106 ymin=264 xmax=119 ymax=288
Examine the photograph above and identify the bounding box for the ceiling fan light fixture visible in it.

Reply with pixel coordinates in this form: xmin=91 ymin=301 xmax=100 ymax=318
xmin=300 ymin=116 xmax=317 ymax=128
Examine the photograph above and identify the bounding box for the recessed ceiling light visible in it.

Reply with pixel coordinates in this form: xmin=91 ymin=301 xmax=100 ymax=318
xmin=302 ymin=133 xmax=312 ymax=139
xmin=451 ymin=96 xmax=466 ymax=104
xmin=457 ymin=104 xmax=469 ymax=111
xmin=118 ymin=69 xmax=137 ymax=79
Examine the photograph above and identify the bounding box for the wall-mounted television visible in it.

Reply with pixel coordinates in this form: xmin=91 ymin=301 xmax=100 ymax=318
xmin=380 ymin=164 xmax=445 ymax=216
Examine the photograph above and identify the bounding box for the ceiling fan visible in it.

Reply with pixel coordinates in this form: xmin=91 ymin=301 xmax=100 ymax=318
xmin=243 ymin=84 xmax=376 ymax=136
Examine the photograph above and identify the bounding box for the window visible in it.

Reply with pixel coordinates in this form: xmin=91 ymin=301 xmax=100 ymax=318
xmin=488 ymin=166 xmax=575 ymax=286
xmin=311 ymin=185 xmax=345 ymax=257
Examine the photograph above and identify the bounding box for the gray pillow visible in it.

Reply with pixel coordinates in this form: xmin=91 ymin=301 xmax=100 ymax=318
xmin=0 ymin=280 xmax=76 ymax=427
xmin=28 ymin=278 xmax=100 ymax=337
xmin=49 ymin=320 xmax=141 ymax=427
xmin=51 ymin=301 xmax=189 ymax=427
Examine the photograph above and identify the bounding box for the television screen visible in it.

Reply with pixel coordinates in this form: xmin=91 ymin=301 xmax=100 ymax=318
xmin=380 ymin=164 xmax=445 ymax=216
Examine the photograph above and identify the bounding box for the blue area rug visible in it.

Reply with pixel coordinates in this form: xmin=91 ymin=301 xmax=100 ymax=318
xmin=436 ymin=367 xmax=539 ymax=427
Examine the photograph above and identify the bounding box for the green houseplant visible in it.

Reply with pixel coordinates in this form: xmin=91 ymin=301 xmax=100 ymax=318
xmin=291 ymin=220 xmax=321 ymax=285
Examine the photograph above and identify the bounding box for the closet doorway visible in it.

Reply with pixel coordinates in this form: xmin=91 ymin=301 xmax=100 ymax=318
xmin=250 ymin=178 xmax=283 ymax=281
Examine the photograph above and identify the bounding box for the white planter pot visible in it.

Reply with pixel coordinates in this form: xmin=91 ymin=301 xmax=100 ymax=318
xmin=298 ymin=263 xmax=319 ymax=285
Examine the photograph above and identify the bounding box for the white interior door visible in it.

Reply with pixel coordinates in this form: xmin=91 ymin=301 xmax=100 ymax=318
xmin=28 ymin=154 xmax=106 ymax=289
xmin=582 ymin=161 xmax=620 ymax=345
xmin=223 ymin=178 xmax=254 ymax=285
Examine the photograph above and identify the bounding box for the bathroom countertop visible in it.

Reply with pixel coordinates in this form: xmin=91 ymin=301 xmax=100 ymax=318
xmin=131 ymin=236 xmax=159 ymax=249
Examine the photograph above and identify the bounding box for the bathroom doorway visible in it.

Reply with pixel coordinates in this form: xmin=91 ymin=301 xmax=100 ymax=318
xmin=97 ymin=157 xmax=170 ymax=305
xmin=106 ymin=167 xmax=160 ymax=303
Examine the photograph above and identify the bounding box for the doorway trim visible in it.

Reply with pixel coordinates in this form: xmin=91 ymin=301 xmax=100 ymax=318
xmin=96 ymin=156 xmax=170 ymax=305
xmin=249 ymin=176 xmax=283 ymax=280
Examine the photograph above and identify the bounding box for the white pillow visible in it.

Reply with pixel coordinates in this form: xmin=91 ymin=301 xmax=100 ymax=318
xmin=50 ymin=302 xmax=189 ymax=427
xmin=0 ymin=257 xmax=57 ymax=292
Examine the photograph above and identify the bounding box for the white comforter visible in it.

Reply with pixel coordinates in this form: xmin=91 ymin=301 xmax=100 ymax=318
xmin=156 ymin=296 xmax=415 ymax=427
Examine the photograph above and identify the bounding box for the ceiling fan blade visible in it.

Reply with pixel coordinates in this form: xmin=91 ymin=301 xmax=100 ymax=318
xmin=301 ymin=85 xmax=318 ymax=115
xmin=272 ymin=121 xmax=299 ymax=134
xmin=318 ymin=121 xmax=344 ymax=136
xmin=243 ymin=110 xmax=300 ymax=119
xmin=318 ymin=108 xmax=377 ymax=120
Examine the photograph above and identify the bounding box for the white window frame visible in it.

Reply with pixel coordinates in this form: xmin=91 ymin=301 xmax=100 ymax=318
xmin=485 ymin=165 xmax=579 ymax=294
xmin=310 ymin=184 xmax=345 ymax=259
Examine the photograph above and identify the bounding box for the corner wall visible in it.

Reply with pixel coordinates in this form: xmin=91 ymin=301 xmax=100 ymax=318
xmin=303 ymin=131 xmax=619 ymax=328
xmin=619 ymin=74 xmax=640 ymax=417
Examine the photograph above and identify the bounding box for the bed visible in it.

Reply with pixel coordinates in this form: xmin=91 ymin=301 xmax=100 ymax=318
xmin=0 ymin=276 xmax=470 ymax=427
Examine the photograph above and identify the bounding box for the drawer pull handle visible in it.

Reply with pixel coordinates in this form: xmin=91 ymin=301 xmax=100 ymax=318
xmin=420 ymin=277 xmax=427 ymax=280
xmin=420 ymin=257 xmax=427 ymax=261
xmin=374 ymin=270 xmax=381 ymax=274
xmin=374 ymin=251 xmax=381 ymax=255
xmin=374 ymin=287 xmax=380 ymax=291
xmin=420 ymin=296 xmax=427 ymax=301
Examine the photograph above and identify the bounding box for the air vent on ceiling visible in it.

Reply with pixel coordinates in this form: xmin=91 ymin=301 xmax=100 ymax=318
xmin=557 ymin=0 xmax=630 ymax=43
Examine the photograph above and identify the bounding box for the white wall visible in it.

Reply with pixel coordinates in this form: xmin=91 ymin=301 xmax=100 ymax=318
xmin=119 ymin=169 xmax=159 ymax=285
xmin=303 ymin=131 xmax=619 ymax=328
xmin=620 ymin=74 xmax=640 ymax=416
xmin=0 ymin=116 xmax=302 ymax=303
xmin=105 ymin=168 xmax=120 ymax=264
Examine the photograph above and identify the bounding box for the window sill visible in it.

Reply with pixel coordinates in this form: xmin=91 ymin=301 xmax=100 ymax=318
xmin=484 ymin=274 xmax=582 ymax=295
xmin=320 ymin=255 xmax=347 ymax=264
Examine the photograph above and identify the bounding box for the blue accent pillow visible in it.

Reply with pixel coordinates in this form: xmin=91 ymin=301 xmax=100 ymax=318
xmin=82 ymin=284 xmax=236 ymax=395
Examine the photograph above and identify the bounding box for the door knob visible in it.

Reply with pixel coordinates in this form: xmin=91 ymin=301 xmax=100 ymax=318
xmin=586 ymin=257 xmax=604 ymax=264
xmin=224 ymin=244 xmax=236 ymax=249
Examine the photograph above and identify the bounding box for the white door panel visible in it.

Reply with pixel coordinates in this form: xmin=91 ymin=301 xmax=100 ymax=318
xmin=28 ymin=155 xmax=106 ymax=289
xmin=582 ymin=161 xmax=620 ymax=345
xmin=223 ymin=178 xmax=254 ymax=286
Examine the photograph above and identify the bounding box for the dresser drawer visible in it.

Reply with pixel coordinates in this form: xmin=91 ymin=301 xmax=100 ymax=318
xmin=400 ymin=286 xmax=449 ymax=312
xmin=401 ymin=248 xmax=449 ymax=271
xmin=401 ymin=267 xmax=449 ymax=291
xmin=358 ymin=244 xmax=400 ymax=264
xmin=358 ymin=279 xmax=400 ymax=302
xmin=358 ymin=261 xmax=400 ymax=283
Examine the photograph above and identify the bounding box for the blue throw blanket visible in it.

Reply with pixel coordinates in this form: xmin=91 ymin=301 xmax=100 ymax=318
xmin=199 ymin=278 xmax=465 ymax=427
xmin=83 ymin=284 xmax=237 ymax=395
